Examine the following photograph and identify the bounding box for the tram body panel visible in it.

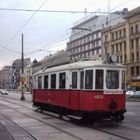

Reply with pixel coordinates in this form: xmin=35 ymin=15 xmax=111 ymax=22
xmin=32 ymin=59 xmax=127 ymax=121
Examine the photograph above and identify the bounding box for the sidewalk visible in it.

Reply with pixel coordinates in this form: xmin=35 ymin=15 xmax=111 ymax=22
xmin=7 ymin=91 xmax=32 ymax=102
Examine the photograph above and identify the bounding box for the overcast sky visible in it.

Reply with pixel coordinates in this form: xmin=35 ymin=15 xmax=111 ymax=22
xmin=0 ymin=0 xmax=140 ymax=69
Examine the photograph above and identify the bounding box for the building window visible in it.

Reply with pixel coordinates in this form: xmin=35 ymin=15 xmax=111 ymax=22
xmin=135 ymin=24 xmax=139 ymax=34
xmin=120 ymin=56 xmax=122 ymax=63
xmin=137 ymin=52 xmax=139 ymax=61
xmin=131 ymin=40 xmax=134 ymax=49
xmin=124 ymin=55 xmax=127 ymax=63
xmin=131 ymin=67 xmax=134 ymax=76
xmin=131 ymin=53 xmax=134 ymax=61
xmin=116 ymin=44 xmax=118 ymax=53
xmin=131 ymin=26 xmax=134 ymax=34
xmin=111 ymin=33 xmax=114 ymax=40
xmin=136 ymin=38 xmax=139 ymax=48
xmin=59 ymin=72 xmax=66 ymax=89
xmin=44 ymin=75 xmax=48 ymax=89
xmin=136 ymin=66 xmax=139 ymax=75
xmin=51 ymin=74 xmax=56 ymax=89
xmin=123 ymin=28 xmax=126 ymax=37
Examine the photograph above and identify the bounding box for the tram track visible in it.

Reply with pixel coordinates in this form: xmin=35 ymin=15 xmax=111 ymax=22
xmin=0 ymin=95 xmax=134 ymax=140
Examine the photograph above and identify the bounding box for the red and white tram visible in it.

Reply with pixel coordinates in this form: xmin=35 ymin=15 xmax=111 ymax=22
xmin=32 ymin=58 xmax=126 ymax=122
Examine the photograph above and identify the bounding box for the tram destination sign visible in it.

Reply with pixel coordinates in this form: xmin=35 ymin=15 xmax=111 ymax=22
xmin=104 ymin=90 xmax=123 ymax=94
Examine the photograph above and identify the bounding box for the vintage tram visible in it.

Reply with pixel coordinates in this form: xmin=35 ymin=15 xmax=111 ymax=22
xmin=32 ymin=58 xmax=126 ymax=122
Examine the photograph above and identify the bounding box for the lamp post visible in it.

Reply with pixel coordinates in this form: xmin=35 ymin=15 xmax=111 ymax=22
xmin=20 ymin=34 xmax=25 ymax=101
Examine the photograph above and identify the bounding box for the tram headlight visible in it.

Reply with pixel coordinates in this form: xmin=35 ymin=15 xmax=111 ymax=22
xmin=109 ymin=101 xmax=117 ymax=110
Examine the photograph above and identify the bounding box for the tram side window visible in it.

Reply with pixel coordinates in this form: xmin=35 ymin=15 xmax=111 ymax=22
xmin=85 ymin=70 xmax=93 ymax=89
xmin=44 ymin=75 xmax=48 ymax=89
xmin=38 ymin=76 xmax=42 ymax=89
xmin=95 ymin=70 xmax=103 ymax=89
xmin=59 ymin=72 xmax=66 ymax=89
xmin=80 ymin=71 xmax=84 ymax=89
xmin=122 ymin=70 xmax=126 ymax=90
xmin=106 ymin=70 xmax=119 ymax=89
xmin=51 ymin=74 xmax=56 ymax=89
xmin=72 ymin=72 xmax=77 ymax=89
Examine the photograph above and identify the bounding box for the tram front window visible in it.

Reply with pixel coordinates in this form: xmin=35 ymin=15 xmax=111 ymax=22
xmin=106 ymin=70 xmax=119 ymax=89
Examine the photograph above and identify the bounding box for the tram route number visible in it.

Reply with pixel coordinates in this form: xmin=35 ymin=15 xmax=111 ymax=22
xmin=94 ymin=95 xmax=103 ymax=99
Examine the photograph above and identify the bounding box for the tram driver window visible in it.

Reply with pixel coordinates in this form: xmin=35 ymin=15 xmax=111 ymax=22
xmin=106 ymin=70 xmax=119 ymax=89
xmin=95 ymin=70 xmax=103 ymax=89
xmin=59 ymin=72 xmax=66 ymax=89
xmin=51 ymin=74 xmax=56 ymax=89
xmin=122 ymin=70 xmax=126 ymax=90
xmin=72 ymin=72 xmax=77 ymax=89
xmin=85 ymin=70 xmax=93 ymax=89
xmin=38 ymin=76 xmax=42 ymax=89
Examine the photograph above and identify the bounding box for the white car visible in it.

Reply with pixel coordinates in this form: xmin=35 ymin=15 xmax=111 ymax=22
xmin=0 ymin=89 xmax=9 ymax=95
xmin=126 ymin=90 xmax=134 ymax=96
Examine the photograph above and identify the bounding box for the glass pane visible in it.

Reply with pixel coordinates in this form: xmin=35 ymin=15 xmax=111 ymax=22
xmin=44 ymin=75 xmax=48 ymax=89
xmin=72 ymin=72 xmax=77 ymax=89
xmin=95 ymin=70 xmax=103 ymax=89
xmin=38 ymin=76 xmax=42 ymax=89
xmin=122 ymin=70 xmax=126 ymax=90
xmin=59 ymin=72 xmax=66 ymax=89
xmin=80 ymin=71 xmax=84 ymax=89
xmin=85 ymin=70 xmax=93 ymax=89
xmin=51 ymin=74 xmax=56 ymax=89
xmin=106 ymin=70 xmax=119 ymax=89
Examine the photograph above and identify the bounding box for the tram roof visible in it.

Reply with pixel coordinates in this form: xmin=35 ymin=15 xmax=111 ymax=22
xmin=34 ymin=60 xmax=126 ymax=76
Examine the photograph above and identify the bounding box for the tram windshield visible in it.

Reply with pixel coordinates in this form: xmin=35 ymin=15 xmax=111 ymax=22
xmin=106 ymin=70 xmax=119 ymax=89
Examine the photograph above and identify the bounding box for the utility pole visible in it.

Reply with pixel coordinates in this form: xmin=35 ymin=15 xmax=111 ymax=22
xmin=20 ymin=33 xmax=25 ymax=101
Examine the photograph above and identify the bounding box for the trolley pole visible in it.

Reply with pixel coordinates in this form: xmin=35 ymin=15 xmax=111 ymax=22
xmin=20 ymin=33 xmax=25 ymax=101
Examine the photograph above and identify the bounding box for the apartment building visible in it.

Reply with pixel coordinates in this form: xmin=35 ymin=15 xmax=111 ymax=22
xmin=102 ymin=6 xmax=140 ymax=89
xmin=67 ymin=11 xmax=125 ymax=61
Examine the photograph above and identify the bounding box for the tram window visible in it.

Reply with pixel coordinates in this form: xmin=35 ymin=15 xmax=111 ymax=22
xmin=51 ymin=74 xmax=56 ymax=89
xmin=122 ymin=70 xmax=126 ymax=90
xmin=38 ymin=76 xmax=42 ymax=89
xmin=85 ymin=70 xmax=93 ymax=89
xmin=44 ymin=75 xmax=48 ymax=89
xmin=106 ymin=70 xmax=119 ymax=89
xmin=95 ymin=70 xmax=103 ymax=89
xmin=80 ymin=71 xmax=84 ymax=89
xmin=72 ymin=72 xmax=77 ymax=89
xmin=59 ymin=72 xmax=66 ymax=89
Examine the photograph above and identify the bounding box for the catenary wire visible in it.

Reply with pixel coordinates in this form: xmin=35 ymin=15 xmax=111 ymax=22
xmin=4 ymin=0 xmax=48 ymax=48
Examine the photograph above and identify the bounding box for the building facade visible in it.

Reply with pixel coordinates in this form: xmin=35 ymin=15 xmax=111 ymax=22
xmin=102 ymin=6 xmax=140 ymax=90
xmin=67 ymin=11 xmax=125 ymax=61
xmin=0 ymin=66 xmax=13 ymax=89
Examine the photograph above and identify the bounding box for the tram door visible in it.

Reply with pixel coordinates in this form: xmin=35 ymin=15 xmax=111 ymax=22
xmin=69 ymin=71 xmax=80 ymax=110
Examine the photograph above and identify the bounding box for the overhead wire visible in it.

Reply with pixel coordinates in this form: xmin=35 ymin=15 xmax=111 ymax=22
xmin=0 ymin=0 xmax=135 ymax=58
xmin=4 ymin=0 xmax=48 ymax=48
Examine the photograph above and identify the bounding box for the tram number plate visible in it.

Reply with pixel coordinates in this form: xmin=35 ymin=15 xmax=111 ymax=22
xmin=94 ymin=95 xmax=103 ymax=99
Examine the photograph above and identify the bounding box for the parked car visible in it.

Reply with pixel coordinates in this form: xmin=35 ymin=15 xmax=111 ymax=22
xmin=0 ymin=89 xmax=9 ymax=95
xmin=126 ymin=90 xmax=134 ymax=97
xmin=129 ymin=91 xmax=140 ymax=98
